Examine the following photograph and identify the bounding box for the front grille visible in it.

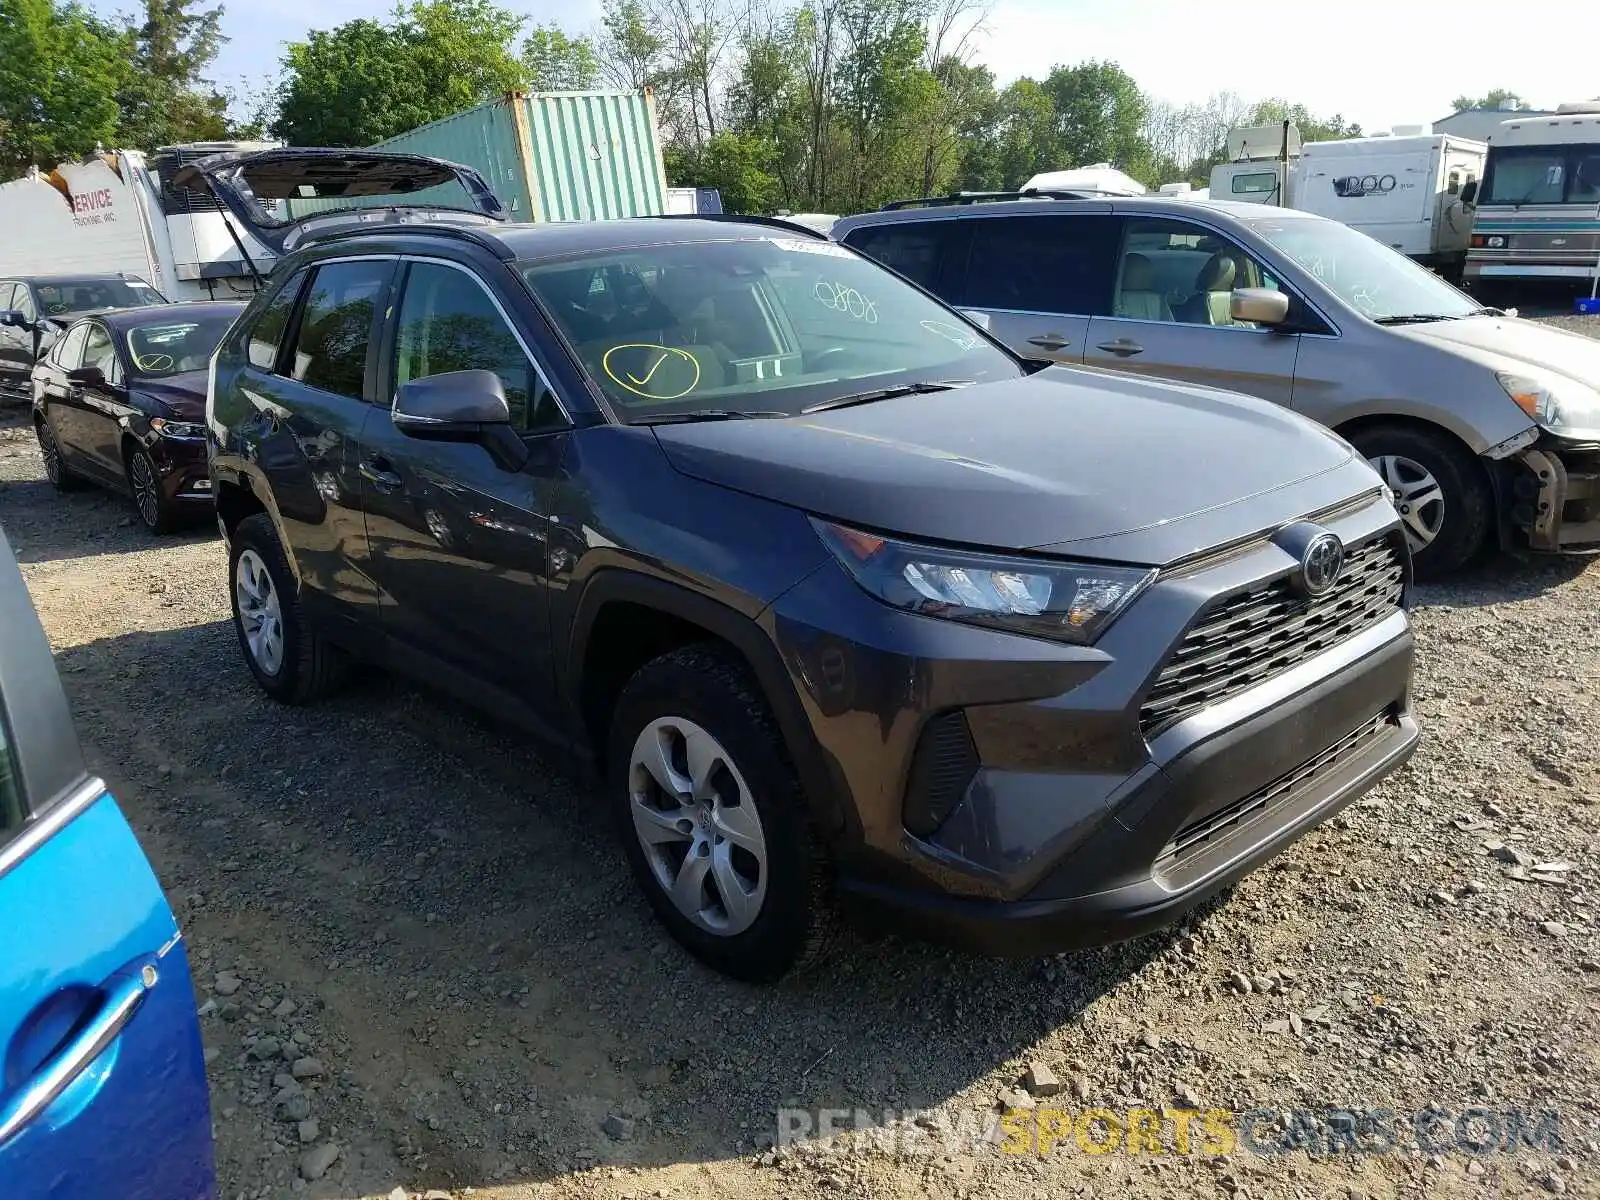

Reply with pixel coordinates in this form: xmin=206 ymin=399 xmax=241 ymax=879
xmin=1140 ymin=535 xmax=1404 ymax=738
xmin=1158 ymin=708 xmax=1397 ymax=867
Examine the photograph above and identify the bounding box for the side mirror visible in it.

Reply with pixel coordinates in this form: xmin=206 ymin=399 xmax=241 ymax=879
xmin=66 ymin=365 xmax=106 ymax=387
xmin=957 ymin=308 xmax=993 ymax=332
xmin=0 ymin=310 xmax=28 ymax=329
xmin=1459 ymin=179 xmax=1479 ymax=207
xmin=1231 ymin=287 xmax=1290 ymax=326
xmin=392 ymin=369 xmax=527 ymax=472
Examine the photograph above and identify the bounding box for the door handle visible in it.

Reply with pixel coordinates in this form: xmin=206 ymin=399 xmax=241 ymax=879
xmin=0 ymin=958 xmax=156 ymax=1149
xmin=1026 ymin=334 xmax=1070 ymax=352
xmin=359 ymin=457 xmax=403 ymax=492
xmin=1095 ymin=338 xmax=1145 ymax=357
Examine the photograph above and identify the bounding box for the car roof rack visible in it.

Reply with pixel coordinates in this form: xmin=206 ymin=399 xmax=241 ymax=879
xmin=879 ymin=188 xmax=1100 ymax=211
xmin=648 ymin=212 xmax=830 ymax=240
xmin=299 ymin=218 xmax=517 ymax=259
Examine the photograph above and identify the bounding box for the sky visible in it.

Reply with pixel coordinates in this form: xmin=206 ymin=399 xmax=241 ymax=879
xmin=191 ymin=0 xmax=1599 ymax=132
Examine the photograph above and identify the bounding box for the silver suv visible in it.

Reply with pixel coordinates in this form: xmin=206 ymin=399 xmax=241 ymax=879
xmin=834 ymin=196 xmax=1600 ymax=578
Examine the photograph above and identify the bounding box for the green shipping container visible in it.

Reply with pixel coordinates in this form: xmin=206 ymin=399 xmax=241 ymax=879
xmin=369 ymin=90 xmax=670 ymax=222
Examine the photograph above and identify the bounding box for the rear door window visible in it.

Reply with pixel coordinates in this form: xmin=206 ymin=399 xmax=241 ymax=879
xmin=954 ymin=215 xmax=1119 ymax=317
xmin=840 ymin=221 xmax=965 ymax=292
xmin=284 ymin=261 xmax=391 ymax=400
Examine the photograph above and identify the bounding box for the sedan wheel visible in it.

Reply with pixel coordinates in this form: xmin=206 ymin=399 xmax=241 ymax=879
xmin=129 ymin=449 xmax=166 ymax=532
xmin=36 ymin=420 xmax=80 ymax=492
xmin=628 ymin=716 xmax=769 ymax=936
xmin=234 ymin=548 xmax=286 ymax=677
xmin=1369 ymin=453 xmax=1445 ymax=554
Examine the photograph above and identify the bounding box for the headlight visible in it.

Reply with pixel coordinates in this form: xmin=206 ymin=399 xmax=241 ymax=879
xmin=1497 ymin=371 xmax=1600 ymax=441
xmin=813 ymin=518 xmax=1155 ymax=645
xmin=150 ymin=417 xmax=206 ymax=440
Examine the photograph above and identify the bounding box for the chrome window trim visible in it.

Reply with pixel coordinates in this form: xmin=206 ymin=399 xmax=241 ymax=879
xmin=0 ymin=775 xmax=104 ymax=886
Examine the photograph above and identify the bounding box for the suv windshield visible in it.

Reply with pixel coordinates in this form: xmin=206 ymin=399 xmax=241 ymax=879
xmin=1246 ymin=217 xmax=1480 ymax=323
xmin=36 ymin=278 xmax=164 ymax=316
xmin=127 ymin=313 xmax=238 ymax=377
xmin=518 ymin=235 xmax=1020 ymax=420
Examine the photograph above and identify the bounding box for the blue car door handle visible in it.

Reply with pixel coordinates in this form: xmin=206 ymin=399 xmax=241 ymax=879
xmin=0 ymin=957 xmax=156 ymax=1149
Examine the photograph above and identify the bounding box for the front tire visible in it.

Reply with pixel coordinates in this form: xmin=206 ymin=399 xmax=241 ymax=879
xmin=608 ymin=644 xmax=834 ymax=982
xmin=228 ymin=512 xmax=348 ymax=704
xmin=128 ymin=445 xmax=180 ymax=534
xmin=1349 ymin=423 xmax=1490 ymax=580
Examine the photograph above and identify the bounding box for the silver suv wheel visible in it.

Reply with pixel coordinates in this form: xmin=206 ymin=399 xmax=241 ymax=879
xmin=234 ymin=548 xmax=285 ymax=676
xmin=628 ymin=716 xmax=768 ymax=936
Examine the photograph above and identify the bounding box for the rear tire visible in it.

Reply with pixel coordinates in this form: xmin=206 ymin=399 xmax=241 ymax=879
xmin=1348 ymin=423 xmax=1490 ymax=581
xmin=607 ymin=643 xmax=834 ymax=982
xmin=228 ymin=512 xmax=348 ymax=704
xmin=35 ymin=417 xmax=84 ymax=492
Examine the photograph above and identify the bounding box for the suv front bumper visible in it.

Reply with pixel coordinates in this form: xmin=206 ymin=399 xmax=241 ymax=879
xmin=767 ymin=493 xmax=1416 ymax=956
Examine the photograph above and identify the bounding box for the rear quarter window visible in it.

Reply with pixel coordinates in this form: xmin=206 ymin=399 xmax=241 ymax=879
xmin=840 ymin=221 xmax=961 ymax=292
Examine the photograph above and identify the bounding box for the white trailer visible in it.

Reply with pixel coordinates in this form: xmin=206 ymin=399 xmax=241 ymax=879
xmin=0 ymin=144 xmax=279 ymax=302
xmin=1295 ymin=134 xmax=1485 ymax=275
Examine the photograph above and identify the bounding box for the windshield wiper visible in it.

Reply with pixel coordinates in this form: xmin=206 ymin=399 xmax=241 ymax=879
xmin=1372 ymin=313 xmax=1463 ymax=326
xmin=630 ymin=409 xmax=789 ymax=425
xmin=801 ymin=379 xmax=972 ymax=415
xmin=1465 ymin=306 xmax=1507 ymax=317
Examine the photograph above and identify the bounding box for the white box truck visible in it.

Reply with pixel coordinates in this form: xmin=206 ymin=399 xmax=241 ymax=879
xmin=0 ymin=143 xmax=279 ymax=302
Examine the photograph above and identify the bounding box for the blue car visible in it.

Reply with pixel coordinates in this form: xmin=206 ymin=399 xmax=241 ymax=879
xmin=0 ymin=527 xmax=215 ymax=1197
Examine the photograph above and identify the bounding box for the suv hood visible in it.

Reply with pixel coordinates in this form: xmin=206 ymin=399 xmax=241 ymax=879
xmin=655 ymin=366 xmax=1376 ymax=566
xmin=1395 ymin=313 xmax=1600 ymax=385
xmin=172 ymin=148 xmax=507 ymax=255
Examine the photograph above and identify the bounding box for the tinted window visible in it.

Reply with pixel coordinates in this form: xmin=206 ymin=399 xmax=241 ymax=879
xmin=841 ymin=222 xmax=959 ymax=290
xmin=53 ymin=324 xmax=89 ymax=369
xmin=286 ymin=261 xmax=390 ymax=400
xmin=1231 ymin=171 xmax=1279 ymax=196
xmin=129 ymin=313 xmax=238 ymax=377
xmin=394 ymin=263 xmax=563 ymax=431
xmin=14 ymin=286 xmax=36 ymax=322
xmin=0 ymin=284 xmax=15 ymax=311
xmin=247 ymin=270 xmax=307 ymax=370
xmin=956 ymin=215 xmax=1117 ymax=316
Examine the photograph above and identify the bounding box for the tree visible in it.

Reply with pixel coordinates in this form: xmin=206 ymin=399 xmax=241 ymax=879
xmin=596 ymin=0 xmax=667 ymax=91
xmin=1042 ymin=60 xmax=1152 ymax=179
xmin=115 ymin=0 xmax=230 ymax=150
xmin=0 ymin=0 xmax=126 ymax=175
xmin=667 ymin=131 xmax=780 ymax=211
xmin=273 ymin=0 xmax=528 ymax=146
xmin=522 ymin=24 xmax=599 ymax=91
xmin=1450 ymin=88 xmax=1531 ymax=113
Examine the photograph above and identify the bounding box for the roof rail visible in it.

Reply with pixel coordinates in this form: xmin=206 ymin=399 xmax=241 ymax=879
xmin=879 ymin=188 xmax=1099 ymax=211
xmin=297 ymin=217 xmax=516 ymax=259
xmin=648 ymin=212 xmax=830 ymax=240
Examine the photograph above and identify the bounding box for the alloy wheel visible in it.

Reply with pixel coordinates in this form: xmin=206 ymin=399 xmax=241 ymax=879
xmin=37 ymin=423 xmax=62 ymax=484
xmin=130 ymin=452 xmax=161 ymax=529
xmin=1371 ymin=453 xmax=1445 ymax=553
xmin=235 ymin=549 xmax=286 ymax=676
xmin=627 ymin=716 xmax=769 ymax=936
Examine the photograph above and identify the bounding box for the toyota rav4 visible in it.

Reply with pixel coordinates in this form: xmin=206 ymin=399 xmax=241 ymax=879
xmin=192 ymin=150 xmax=1420 ymax=982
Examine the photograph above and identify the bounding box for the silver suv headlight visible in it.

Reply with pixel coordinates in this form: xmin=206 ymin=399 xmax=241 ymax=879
xmin=1497 ymin=370 xmax=1600 ymax=442
xmin=813 ymin=518 xmax=1155 ymax=645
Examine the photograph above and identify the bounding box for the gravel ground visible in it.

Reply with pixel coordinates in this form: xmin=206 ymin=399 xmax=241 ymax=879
xmin=2 ymin=315 xmax=1599 ymax=1200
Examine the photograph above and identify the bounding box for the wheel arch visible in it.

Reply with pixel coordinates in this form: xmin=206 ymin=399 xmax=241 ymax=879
xmin=567 ymin=570 xmax=847 ymax=839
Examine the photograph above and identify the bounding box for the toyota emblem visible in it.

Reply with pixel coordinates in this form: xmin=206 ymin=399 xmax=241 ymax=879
xmin=1299 ymin=533 xmax=1345 ymax=597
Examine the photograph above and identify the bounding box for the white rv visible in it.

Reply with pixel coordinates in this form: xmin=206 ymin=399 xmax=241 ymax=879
xmin=1462 ymin=101 xmax=1600 ymax=286
xmin=1021 ymin=164 xmax=1147 ymax=197
xmin=0 ymin=143 xmax=279 ymax=302
xmin=1211 ymin=124 xmax=1486 ymax=276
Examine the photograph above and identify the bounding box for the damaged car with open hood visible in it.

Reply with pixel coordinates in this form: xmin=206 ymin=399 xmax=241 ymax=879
xmin=185 ymin=148 xmax=1421 ymax=982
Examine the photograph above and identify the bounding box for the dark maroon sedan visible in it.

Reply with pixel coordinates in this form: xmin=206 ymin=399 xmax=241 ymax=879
xmin=30 ymin=302 xmax=244 ymax=533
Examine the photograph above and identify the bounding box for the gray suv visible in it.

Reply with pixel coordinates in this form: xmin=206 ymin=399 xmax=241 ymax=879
xmin=191 ymin=149 xmax=1420 ymax=982
xmin=835 ymin=196 xmax=1600 ymax=578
